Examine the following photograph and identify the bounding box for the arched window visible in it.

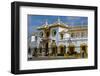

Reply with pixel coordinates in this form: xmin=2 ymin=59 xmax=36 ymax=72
xmin=81 ymin=32 xmax=85 ymax=37
xmin=52 ymin=29 xmax=56 ymax=37
xmin=84 ymin=32 xmax=88 ymax=37
xmin=76 ymin=32 xmax=80 ymax=38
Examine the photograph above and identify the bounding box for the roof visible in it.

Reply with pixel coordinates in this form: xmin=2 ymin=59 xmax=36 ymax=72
xmin=37 ymin=25 xmax=49 ymax=30
xmin=37 ymin=17 xmax=87 ymax=31
xmin=37 ymin=22 xmax=68 ymax=30
xmin=68 ymin=25 xmax=88 ymax=32
xmin=49 ymin=23 xmax=68 ymax=28
xmin=60 ymin=30 xmax=68 ymax=34
xmin=60 ymin=25 xmax=87 ymax=33
xmin=37 ymin=17 xmax=68 ymax=30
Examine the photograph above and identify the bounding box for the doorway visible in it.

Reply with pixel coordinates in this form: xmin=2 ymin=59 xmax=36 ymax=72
xmin=45 ymin=42 xmax=49 ymax=56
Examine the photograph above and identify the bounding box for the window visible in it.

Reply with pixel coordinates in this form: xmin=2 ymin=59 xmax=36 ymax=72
xmin=52 ymin=29 xmax=56 ymax=37
xmin=81 ymin=32 xmax=85 ymax=37
xmin=35 ymin=36 xmax=37 ymax=41
xmin=76 ymin=32 xmax=80 ymax=38
xmin=71 ymin=33 xmax=75 ymax=38
xmin=85 ymin=32 xmax=88 ymax=37
xmin=31 ymin=36 xmax=35 ymax=42
xmin=60 ymin=33 xmax=63 ymax=39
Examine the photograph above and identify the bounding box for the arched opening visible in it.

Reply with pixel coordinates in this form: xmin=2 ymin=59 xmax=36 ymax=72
xmin=32 ymin=47 xmax=38 ymax=57
xmin=80 ymin=44 xmax=87 ymax=58
xmin=67 ymin=44 xmax=75 ymax=55
xmin=45 ymin=42 xmax=49 ymax=56
xmin=51 ymin=40 xmax=57 ymax=56
xmin=58 ymin=44 xmax=65 ymax=56
xmin=38 ymin=41 xmax=43 ymax=56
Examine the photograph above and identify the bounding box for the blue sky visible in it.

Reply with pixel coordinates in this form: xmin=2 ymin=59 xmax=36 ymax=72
xmin=28 ymin=15 xmax=88 ymax=37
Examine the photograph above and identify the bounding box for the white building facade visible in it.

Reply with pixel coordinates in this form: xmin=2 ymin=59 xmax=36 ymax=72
xmin=29 ymin=19 xmax=88 ymax=57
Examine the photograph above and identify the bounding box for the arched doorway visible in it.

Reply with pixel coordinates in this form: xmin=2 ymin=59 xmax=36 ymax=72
xmin=67 ymin=44 xmax=75 ymax=55
xmin=45 ymin=42 xmax=49 ymax=56
xmin=51 ymin=40 xmax=57 ymax=56
xmin=58 ymin=44 xmax=65 ymax=56
xmin=80 ymin=44 xmax=87 ymax=58
xmin=39 ymin=41 xmax=43 ymax=55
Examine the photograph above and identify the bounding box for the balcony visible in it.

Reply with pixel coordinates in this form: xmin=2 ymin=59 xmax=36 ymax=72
xmin=59 ymin=37 xmax=87 ymax=42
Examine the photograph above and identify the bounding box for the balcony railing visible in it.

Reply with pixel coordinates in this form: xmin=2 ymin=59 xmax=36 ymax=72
xmin=59 ymin=37 xmax=87 ymax=42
